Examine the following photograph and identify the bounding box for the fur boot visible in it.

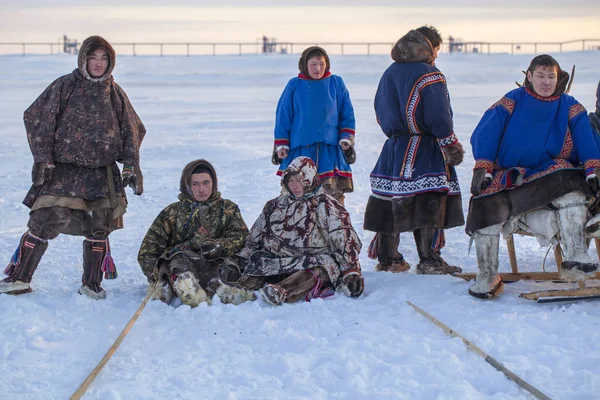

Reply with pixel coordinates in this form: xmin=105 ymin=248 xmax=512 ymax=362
xmin=1 ymin=231 xmax=48 ymax=295
xmin=151 ymin=280 xmax=173 ymax=304
xmin=414 ymin=228 xmax=462 ymax=275
xmin=554 ymin=192 xmax=598 ymax=280
xmin=79 ymin=238 xmax=107 ymax=300
xmin=208 ymin=278 xmax=257 ymax=305
xmin=375 ymin=232 xmax=411 ymax=272
xmin=260 ymin=269 xmax=330 ymax=305
xmin=172 ymin=271 xmax=209 ymax=307
xmin=469 ymin=224 xmax=504 ymax=299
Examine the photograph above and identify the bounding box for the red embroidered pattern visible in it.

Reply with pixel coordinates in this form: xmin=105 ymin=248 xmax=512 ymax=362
xmin=584 ymin=160 xmax=600 ymax=170
xmin=474 ymin=160 xmax=494 ymax=172
xmin=489 ymin=97 xmax=515 ymax=114
xmin=525 ymin=87 xmax=560 ymax=102
xmin=406 ymin=72 xmax=445 ymax=134
xmin=569 ymin=103 xmax=586 ymax=120
xmin=558 ymin=128 xmax=573 ymax=159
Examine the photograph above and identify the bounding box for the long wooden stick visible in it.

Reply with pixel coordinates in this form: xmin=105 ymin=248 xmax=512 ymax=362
xmin=70 ymin=283 xmax=158 ymax=400
xmin=406 ymin=301 xmax=552 ymax=400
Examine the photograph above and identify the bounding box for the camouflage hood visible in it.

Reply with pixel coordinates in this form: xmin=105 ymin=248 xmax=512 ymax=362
xmin=77 ymin=35 xmax=116 ymax=83
xmin=281 ymin=156 xmax=322 ymax=198
xmin=298 ymin=46 xmax=331 ymax=78
xmin=391 ymin=30 xmax=435 ymax=65
xmin=179 ymin=159 xmax=219 ymax=202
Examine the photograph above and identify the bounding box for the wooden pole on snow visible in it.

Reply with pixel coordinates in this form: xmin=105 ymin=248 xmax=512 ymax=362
xmin=70 ymin=283 xmax=158 ymax=400
xmin=406 ymin=301 xmax=552 ymax=400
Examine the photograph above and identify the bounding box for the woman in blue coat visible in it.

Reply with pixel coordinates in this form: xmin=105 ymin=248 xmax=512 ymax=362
xmin=272 ymin=46 xmax=356 ymax=205
xmin=363 ymin=26 xmax=465 ymax=275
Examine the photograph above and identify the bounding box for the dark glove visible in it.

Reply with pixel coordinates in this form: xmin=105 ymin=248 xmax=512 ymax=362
xmin=133 ymin=165 xmax=144 ymax=196
xmin=442 ymin=141 xmax=465 ymax=167
xmin=586 ymin=168 xmax=600 ymax=192
xmin=470 ymin=168 xmax=492 ymax=196
xmin=343 ymin=274 xmax=364 ymax=298
xmin=200 ymin=240 xmax=223 ymax=260
xmin=219 ymin=264 xmax=241 ymax=283
xmin=590 ymin=111 xmax=600 ymax=135
xmin=343 ymin=146 xmax=356 ymax=164
xmin=31 ymin=162 xmax=55 ymax=186
xmin=122 ymin=165 xmax=139 ymax=194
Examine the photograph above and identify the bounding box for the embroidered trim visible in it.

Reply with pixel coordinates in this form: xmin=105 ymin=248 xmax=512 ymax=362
xmin=558 ymin=128 xmax=573 ymax=159
xmin=438 ymin=132 xmax=458 ymax=148
xmin=400 ymin=136 xmax=421 ymax=178
xmin=274 ymin=138 xmax=290 ymax=146
xmin=525 ymin=87 xmax=559 ymax=102
xmin=489 ymin=97 xmax=515 ymax=114
xmin=474 ymin=160 xmax=494 ymax=172
xmin=339 ymin=128 xmax=355 ymax=135
xmin=406 ymin=72 xmax=446 ymax=134
xmin=370 ymin=174 xmax=461 ymax=197
xmin=569 ymin=103 xmax=586 ymax=120
xmin=584 ymin=159 xmax=600 ymax=170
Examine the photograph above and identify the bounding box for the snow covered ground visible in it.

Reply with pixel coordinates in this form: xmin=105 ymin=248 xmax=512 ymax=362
xmin=1 ymin=51 xmax=599 ymax=400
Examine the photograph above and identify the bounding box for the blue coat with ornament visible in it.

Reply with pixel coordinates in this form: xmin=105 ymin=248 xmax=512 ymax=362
xmin=471 ymin=86 xmax=600 ymax=197
xmin=274 ymin=72 xmax=355 ymax=181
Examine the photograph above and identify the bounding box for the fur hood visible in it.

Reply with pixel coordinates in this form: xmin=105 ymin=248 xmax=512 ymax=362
xmin=281 ymin=156 xmax=321 ymax=196
xmin=391 ymin=30 xmax=435 ymax=65
xmin=77 ymin=36 xmax=116 ymax=83
xmin=298 ymin=46 xmax=331 ymax=78
xmin=179 ymin=159 xmax=219 ymax=202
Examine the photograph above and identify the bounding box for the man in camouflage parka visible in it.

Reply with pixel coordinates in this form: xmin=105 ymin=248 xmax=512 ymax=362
xmin=138 ymin=159 xmax=249 ymax=308
xmin=0 ymin=36 xmax=145 ymax=299
xmin=212 ymin=156 xmax=364 ymax=306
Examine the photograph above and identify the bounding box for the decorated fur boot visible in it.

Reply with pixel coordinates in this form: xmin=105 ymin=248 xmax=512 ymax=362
xmin=79 ymin=238 xmax=113 ymax=300
xmin=414 ymin=228 xmax=461 ymax=275
xmin=151 ymin=279 xmax=173 ymax=304
xmin=555 ymin=193 xmax=598 ymax=281
xmin=208 ymin=277 xmax=257 ymax=305
xmin=260 ymin=269 xmax=332 ymax=305
xmin=469 ymin=225 xmax=503 ymax=299
xmin=0 ymin=231 xmax=48 ymax=295
xmin=172 ymin=271 xmax=209 ymax=307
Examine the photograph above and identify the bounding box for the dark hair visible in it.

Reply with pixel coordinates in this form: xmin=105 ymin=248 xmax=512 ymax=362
xmin=306 ymin=48 xmax=326 ymax=61
xmin=416 ymin=25 xmax=443 ymax=48
xmin=192 ymin=165 xmax=214 ymax=179
xmin=526 ymin=54 xmax=560 ymax=75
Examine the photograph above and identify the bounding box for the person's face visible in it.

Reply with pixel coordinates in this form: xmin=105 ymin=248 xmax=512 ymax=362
xmin=433 ymin=45 xmax=441 ymax=60
xmin=191 ymin=172 xmax=213 ymax=202
xmin=527 ymin=65 xmax=558 ymax=98
xmin=287 ymin=174 xmax=305 ymax=197
xmin=86 ymin=48 xmax=109 ymax=78
xmin=307 ymin=56 xmax=326 ymax=79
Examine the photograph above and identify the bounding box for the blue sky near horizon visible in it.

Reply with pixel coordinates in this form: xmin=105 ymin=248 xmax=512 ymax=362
xmin=1 ymin=1 xmax=598 ymax=45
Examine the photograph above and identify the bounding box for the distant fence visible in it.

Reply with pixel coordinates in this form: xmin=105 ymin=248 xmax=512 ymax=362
xmin=1 ymin=39 xmax=599 ymax=56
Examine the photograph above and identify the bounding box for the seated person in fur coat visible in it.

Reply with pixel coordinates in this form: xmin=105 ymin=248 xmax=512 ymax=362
xmin=467 ymin=55 xmax=600 ymax=299
xmin=210 ymin=156 xmax=364 ymax=306
xmin=363 ymin=25 xmax=465 ymax=275
xmin=137 ymin=159 xmax=248 ymax=307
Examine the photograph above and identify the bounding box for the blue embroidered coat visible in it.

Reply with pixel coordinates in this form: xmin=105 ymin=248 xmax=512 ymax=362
xmin=274 ymin=72 xmax=355 ymax=180
xmin=471 ymin=87 xmax=600 ymax=197
xmin=369 ymin=62 xmax=460 ymax=198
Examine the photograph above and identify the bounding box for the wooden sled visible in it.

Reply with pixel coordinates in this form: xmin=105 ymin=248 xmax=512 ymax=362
xmin=455 ymin=233 xmax=600 ymax=303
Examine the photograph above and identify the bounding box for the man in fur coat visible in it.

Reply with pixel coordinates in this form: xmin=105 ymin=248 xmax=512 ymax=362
xmin=363 ymin=26 xmax=465 ymax=275
xmin=468 ymin=55 xmax=600 ymax=299
xmin=0 ymin=36 xmax=145 ymax=299
xmin=211 ymin=156 xmax=364 ymax=306
xmin=138 ymin=159 xmax=249 ymax=308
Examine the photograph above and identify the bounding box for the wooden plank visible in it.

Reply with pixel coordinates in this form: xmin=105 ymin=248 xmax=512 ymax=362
xmin=453 ymin=272 xmax=600 ymax=282
xmin=506 ymin=235 xmax=519 ymax=273
xmin=519 ymin=286 xmax=600 ymax=301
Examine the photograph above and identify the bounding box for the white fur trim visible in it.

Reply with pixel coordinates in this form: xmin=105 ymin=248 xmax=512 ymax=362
xmin=339 ymin=139 xmax=352 ymax=146
xmin=276 ymin=145 xmax=290 ymax=152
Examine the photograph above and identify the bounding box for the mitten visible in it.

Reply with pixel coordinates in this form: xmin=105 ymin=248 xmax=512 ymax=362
xmin=122 ymin=165 xmax=139 ymax=193
xmin=32 ymin=162 xmax=55 ymax=186
xmin=442 ymin=141 xmax=465 ymax=167
xmin=344 ymin=146 xmax=356 ymax=164
xmin=219 ymin=264 xmax=241 ymax=283
xmin=586 ymin=168 xmax=600 ymax=192
xmin=343 ymin=273 xmax=364 ymax=298
xmin=200 ymin=240 xmax=223 ymax=260
xmin=470 ymin=168 xmax=492 ymax=196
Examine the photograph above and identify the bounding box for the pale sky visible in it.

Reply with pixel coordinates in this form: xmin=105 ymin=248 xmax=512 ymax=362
xmin=1 ymin=1 xmax=599 ymax=47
